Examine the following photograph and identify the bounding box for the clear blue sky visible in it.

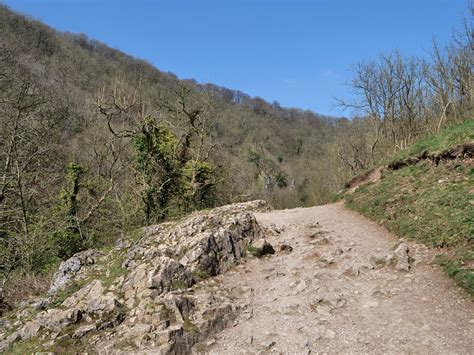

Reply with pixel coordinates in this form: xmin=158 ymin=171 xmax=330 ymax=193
xmin=2 ymin=0 xmax=469 ymax=116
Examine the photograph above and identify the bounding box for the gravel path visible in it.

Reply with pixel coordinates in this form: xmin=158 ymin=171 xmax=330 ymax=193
xmin=196 ymin=202 xmax=473 ymax=354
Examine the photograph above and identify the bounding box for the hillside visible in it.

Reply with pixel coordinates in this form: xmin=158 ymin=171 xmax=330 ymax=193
xmin=343 ymin=120 xmax=474 ymax=293
xmin=0 ymin=4 xmax=350 ymax=305
xmin=0 ymin=1 xmax=474 ymax=340
xmin=0 ymin=3 xmax=342 ymax=210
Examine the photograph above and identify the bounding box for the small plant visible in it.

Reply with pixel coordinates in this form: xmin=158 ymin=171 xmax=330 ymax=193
xmin=50 ymin=279 xmax=87 ymax=308
xmin=101 ymin=253 xmax=128 ymax=289
xmin=309 ymin=299 xmax=330 ymax=313
xmin=7 ymin=337 xmax=44 ymax=354
xmin=388 ymin=257 xmax=398 ymax=268
xmin=171 ymin=278 xmax=187 ymax=290
xmin=128 ymin=228 xmax=145 ymax=243
xmin=159 ymin=304 xmax=175 ymax=322
xmin=183 ymin=316 xmax=199 ymax=334
xmin=193 ymin=270 xmax=211 ymax=280
xmin=374 ymin=258 xmax=387 ymax=267
xmin=247 ymin=245 xmax=263 ymax=257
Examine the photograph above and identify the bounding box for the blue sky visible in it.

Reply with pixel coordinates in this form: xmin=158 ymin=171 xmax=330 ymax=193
xmin=2 ymin=0 xmax=468 ymax=116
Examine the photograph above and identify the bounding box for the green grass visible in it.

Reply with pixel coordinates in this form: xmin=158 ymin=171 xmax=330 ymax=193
xmin=6 ymin=332 xmax=79 ymax=354
xmin=127 ymin=227 xmax=145 ymax=243
xmin=345 ymin=121 xmax=474 ymax=295
xmin=7 ymin=338 xmax=44 ymax=354
xmin=346 ymin=162 xmax=473 ymax=294
xmin=246 ymin=245 xmax=264 ymax=257
xmin=101 ymin=252 xmax=128 ymax=289
xmin=171 ymin=278 xmax=188 ymax=290
xmin=183 ymin=316 xmax=199 ymax=334
xmin=393 ymin=120 xmax=474 ymax=161
xmin=7 ymin=332 xmax=83 ymax=354
xmin=192 ymin=269 xmax=211 ymax=280
xmin=441 ymin=257 xmax=474 ymax=292
xmin=49 ymin=278 xmax=89 ymax=308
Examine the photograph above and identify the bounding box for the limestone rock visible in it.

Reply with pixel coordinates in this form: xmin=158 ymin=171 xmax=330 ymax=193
xmin=266 ymin=223 xmax=284 ymax=235
xmin=31 ymin=298 xmax=49 ymax=310
xmin=73 ymin=324 xmax=96 ymax=338
xmin=259 ymin=340 xmax=276 ymax=350
xmin=19 ymin=320 xmax=41 ymax=340
xmin=394 ymin=243 xmax=410 ymax=271
xmin=0 ymin=331 xmax=20 ymax=352
xmin=248 ymin=239 xmax=275 ymax=257
xmin=48 ymin=249 xmax=103 ymax=295
xmin=1 ymin=201 xmax=268 ymax=353
xmin=148 ymin=257 xmax=195 ymax=294
xmin=61 ymin=280 xmax=119 ymax=315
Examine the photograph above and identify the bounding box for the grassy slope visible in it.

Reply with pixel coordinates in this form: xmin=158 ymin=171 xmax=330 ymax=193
xmin=345 ymin=120 xmax=474 ymax=294
xmin=394 ymin=120 xmax=474 ymax=159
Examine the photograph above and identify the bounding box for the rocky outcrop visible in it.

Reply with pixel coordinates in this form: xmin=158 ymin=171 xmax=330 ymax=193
xmin=0 ymin=200 xmax=270 ymax=353
xmin=48 ymin=249 xmax=104 ymax=295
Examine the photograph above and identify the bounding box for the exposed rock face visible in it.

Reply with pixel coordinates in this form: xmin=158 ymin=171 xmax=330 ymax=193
xmin=48 ymin=249 xmax=104 ymax=295
xmin=0 ymin=200 xmax=270 ymax=353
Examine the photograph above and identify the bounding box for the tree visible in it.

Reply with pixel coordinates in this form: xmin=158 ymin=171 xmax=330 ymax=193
xmin=98 ymin=81 xmax=219 ymax=223
xmin=425 ymin=22 xmax=472 ymax=130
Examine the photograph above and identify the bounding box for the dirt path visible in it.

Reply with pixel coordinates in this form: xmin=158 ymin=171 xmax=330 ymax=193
xmin=195 ymin=202 xmax=473 ymax=354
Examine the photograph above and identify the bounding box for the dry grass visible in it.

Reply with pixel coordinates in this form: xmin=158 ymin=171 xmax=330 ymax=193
xmin=4 ymin=272 xmax=54 ymax=307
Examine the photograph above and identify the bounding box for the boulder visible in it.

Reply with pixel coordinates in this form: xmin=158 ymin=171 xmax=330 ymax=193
xmin=19 ymin=320 xmax=41 ymax=340
xmin=248 ymin=239 xmax=275 ymax=257
xmin=61 ymin=280 xmax=118 ymax=315
xmin=48 ymin=250 xmax=103 ymax=295
xmin=394 ymin=243 xmax=410 ymax=271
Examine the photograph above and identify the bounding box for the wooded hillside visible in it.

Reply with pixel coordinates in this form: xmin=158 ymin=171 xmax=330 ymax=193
xmin=0 ymin=5 xmax=346 ymax=303
xmin=0 ymin=4 xmax=471 ymax=307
